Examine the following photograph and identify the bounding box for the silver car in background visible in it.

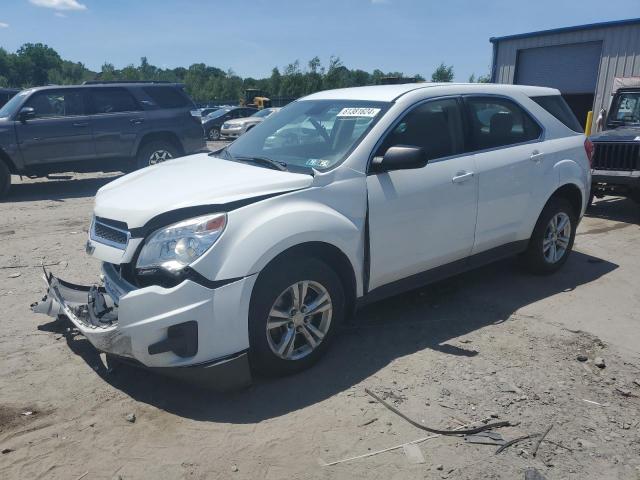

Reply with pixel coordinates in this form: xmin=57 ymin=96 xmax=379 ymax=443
xmin=221 ymin=107 xmax=281 ymax=139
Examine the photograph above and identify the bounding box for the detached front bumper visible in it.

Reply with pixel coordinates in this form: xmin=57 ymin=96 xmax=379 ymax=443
xmin=31 ymin=265 xmax=256 ymax=391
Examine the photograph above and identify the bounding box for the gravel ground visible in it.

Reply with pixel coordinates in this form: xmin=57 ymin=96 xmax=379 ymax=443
xmin=1 ymin=160 xmax=639 ymax=479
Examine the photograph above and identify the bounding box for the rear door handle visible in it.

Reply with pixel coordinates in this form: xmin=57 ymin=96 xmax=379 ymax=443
xmin=130 ymin=118 xmax=144 ymax=125
xmin=452 ymin=171 xmax=475 ymax=184
xmin=72 ymin=122 xmax=89 ymax=127
xmin=530 ymin=150 xmax=544 ymax=162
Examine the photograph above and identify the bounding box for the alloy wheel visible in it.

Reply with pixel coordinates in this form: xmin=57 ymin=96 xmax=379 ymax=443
xmin=148 ymin=149 xmax=173 ymax=166
xmin=209 ymin=128 xmax=220 ymax=141
xmin=543 ymin=212 xmax=571 ymax=263
xmin=265 ymin=280 xmax=333 ymax=361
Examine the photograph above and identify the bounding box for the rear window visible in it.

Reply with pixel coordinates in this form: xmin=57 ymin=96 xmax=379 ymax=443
xmin=142 ymin=86 xmax=191 ymax=109
xmin=531 ymin=95 xmax=583 ymax=133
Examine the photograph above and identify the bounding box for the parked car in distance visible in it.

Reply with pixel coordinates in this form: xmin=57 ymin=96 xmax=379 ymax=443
xmin=0 ymin=81 xmax=204 ymax=198
xmin=202 ymin=106 xmax=258 ymax=140
xmin=199 ymin=107 xmax=223 ymax=117
xmin=590 ymin=77 xmax=640 ymax=204
xmin=221 ymin=107 xmax=281 ymax=139
xmin=0 ymin=88 xmax=19 ymax=108
xmin=33 ymin=83 xmax=590 ymax=389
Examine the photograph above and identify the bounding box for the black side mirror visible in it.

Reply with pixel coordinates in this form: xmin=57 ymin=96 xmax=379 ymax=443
xmin=370 ymin=145 xmax=428 ymax=173
xmin=18 ymin=107 xmax=36 ymax=122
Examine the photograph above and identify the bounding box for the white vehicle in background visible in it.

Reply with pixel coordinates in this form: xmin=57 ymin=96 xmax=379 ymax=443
xmin=33 ymin=83 xmax=591 ymax=390
xmin=221 ymin=107 xmax=281 ymax=139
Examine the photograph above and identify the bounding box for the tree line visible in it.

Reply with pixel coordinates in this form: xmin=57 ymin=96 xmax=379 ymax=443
xmin=0 ymin=43 xmax=489 ymax=103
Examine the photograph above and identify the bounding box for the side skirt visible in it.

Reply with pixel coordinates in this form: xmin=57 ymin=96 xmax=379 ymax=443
xmin=357 ymin=240 xmax=529 ymax=307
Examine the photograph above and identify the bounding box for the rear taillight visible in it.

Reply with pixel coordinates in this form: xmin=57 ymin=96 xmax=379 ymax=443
xmin=584 ymin=138 xmax=594 ymax=168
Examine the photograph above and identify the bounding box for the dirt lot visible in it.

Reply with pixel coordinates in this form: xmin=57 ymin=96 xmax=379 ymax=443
xmin=1 ymin=162 xmax=639 ymax=479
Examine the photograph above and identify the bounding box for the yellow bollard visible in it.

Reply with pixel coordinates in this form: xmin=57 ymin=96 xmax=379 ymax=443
xmin=585 ymin=110 xmax=593 ymax=136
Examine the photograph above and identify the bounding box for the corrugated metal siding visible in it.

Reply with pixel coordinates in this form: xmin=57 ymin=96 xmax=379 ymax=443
xmin=493 ymin=23 xmax=640 ymax=131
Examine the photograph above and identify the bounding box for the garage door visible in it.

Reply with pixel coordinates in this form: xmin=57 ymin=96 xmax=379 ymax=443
xmin=515 ymin=42 xmax=602 ymax=94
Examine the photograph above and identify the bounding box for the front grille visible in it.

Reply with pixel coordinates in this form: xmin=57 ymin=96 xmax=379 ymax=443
xmin=91 ymin=218 xmax=129 ymax=249
xmin=592 ymin=142 xmax=640 ymax=171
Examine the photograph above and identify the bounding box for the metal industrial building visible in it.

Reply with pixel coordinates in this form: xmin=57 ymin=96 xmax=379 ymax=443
xmin=490 ymin=18 xmax=640 ymax=132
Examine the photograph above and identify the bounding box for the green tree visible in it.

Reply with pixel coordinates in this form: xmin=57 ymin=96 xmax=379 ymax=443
xmin=431 ymin=62 xmax=454 ymax=82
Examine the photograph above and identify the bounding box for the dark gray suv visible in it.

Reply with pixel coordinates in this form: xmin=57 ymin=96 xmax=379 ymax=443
xmin=0 ymin=82 xmax=204 ymax=198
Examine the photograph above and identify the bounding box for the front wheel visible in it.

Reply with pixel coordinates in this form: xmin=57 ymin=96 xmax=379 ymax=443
xmin=248 ymin=256 xmax=344 ymax=376
xmin=208 ymin=127 xmax=220 ymax=141
xmin=522 ymin=197 xmax=577 ymax=274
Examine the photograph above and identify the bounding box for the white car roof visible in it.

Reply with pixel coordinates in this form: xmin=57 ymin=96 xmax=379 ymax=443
xmin=302 ymin=83 xmax=559 ymax=102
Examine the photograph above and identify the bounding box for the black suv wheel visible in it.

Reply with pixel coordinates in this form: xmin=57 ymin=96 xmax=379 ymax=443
xmin=136 ymin=141 xmax=179 ymax=169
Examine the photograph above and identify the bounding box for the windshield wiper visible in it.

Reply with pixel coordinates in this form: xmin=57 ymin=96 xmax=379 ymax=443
xmin=236 ymin=155 xmax=288 ymax=171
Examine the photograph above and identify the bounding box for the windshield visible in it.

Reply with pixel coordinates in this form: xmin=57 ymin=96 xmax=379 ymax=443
xmin=0 ymin=90 xmax=28 ymax=118
xmin=608 ymin=91 xmax=640 ymax=127
xmin=252 ymin=108 xmax=273 ymax=118
xmin=226 ymin=100 xmax=389 ymax=171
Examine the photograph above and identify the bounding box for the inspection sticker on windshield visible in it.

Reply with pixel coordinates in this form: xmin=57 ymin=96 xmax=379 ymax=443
xmin=337 ymin=107 xmax=381 ymax=118
xmin=306 ymin=159 xmax=331 ymax=168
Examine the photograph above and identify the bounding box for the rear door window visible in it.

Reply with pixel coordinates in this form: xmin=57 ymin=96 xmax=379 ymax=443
xmin=90 ymin=88 xmax=140 ymax=114
xmin=142 ymin=86 xmax=191 ymax=108
xmin=24 ymin=90 xmax=85 ymax=118
xmin=464 ymin=97 xmax=542 ymax=151
xmin=376 ymin=97 xmax=464 ymax=161
xmin=531 ymin=95 xmax=583 ymax=133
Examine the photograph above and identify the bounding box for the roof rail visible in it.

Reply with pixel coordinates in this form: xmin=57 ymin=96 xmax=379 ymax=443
xmin=82 ymin=80 xmax=183 ymax=86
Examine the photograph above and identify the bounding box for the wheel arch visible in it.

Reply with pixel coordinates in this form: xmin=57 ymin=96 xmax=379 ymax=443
xmin=257 ymin=241 xmax=358 ymax=319
xmin=135 ymin=131 xmax=185 ymax=157
xmin=549 ymin=182 xmax=583 ymax=218
xmin=0 ymin=147 xmax=19 ymax=174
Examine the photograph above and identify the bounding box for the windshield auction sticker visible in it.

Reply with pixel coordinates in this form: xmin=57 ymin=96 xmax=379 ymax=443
xmin=337 ymin=107 xmax=381 ymax=118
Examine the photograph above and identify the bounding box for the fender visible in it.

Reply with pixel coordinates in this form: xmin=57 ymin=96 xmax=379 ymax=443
xmin=554 ymin=159 xmax=589 ymax=215
xmin=191 ymin=176 xmax=368 ymax=297
xmin=517 ymin=156 xmax=588 ymax=241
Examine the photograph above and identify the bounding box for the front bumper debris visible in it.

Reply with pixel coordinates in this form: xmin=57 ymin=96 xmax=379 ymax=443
xmin=31 ymin=268 xmax=253 ymax=391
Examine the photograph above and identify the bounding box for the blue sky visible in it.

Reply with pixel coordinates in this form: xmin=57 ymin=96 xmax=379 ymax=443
xmin=0 ymin=0 xmax=639 ymax=81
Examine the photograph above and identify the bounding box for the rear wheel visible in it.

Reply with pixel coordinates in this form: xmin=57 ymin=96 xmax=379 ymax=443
xmin=0 ymin=161 xmax=11 ymax=200
xmin=248 ymin=256 xmax=344 ymax=376
xmin=135 ymin=141 xmax=179 ymax=170
xmin=523 ymin=197 xmax=577 ymax=274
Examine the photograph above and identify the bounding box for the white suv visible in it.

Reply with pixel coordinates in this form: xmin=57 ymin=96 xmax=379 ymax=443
xmin=33 ymin=83 xmax=591 ymax=389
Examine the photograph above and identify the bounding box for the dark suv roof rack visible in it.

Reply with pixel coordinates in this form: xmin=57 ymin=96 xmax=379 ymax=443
xmin=82 ymin=80 xmax=183 ymax=86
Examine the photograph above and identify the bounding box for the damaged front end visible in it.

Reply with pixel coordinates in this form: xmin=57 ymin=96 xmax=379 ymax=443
xmin=31 ymin=267 xmax=133 ymax=357
xmin=31 ymin=264 xmax=253 ymax=391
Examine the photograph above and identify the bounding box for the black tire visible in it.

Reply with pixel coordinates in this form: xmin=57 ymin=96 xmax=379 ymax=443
xmin=587 ymin=191 xmax=595 ymax=209
xmin=248 ymin=256 xmax=345 ymax=376
xmin=135 ymin=140 xmax=179 ymax=170
xmin=522 ymin=197 xmax=577 ymax=275
xmin=0 ymin=161 xmax=10 ymax=200
xmin=629 ymin=189 xmax=640 ymax=205
xmin=208 ymin=127 xmax=220 ymax=141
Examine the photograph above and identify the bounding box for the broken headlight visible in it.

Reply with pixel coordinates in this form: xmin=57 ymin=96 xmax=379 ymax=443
xmin=136 ymin=213 xmax=226 ymax=273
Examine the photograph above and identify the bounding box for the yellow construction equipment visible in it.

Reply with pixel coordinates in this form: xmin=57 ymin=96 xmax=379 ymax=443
xmin=241 ymin=89 xmax=272 ymax=109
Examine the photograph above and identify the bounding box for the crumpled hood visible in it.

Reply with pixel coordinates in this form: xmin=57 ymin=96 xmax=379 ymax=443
xmin=591 ymin=127 xmax=640 ymax=142
xmin=94 ymin=153 xmax=313 ymax=228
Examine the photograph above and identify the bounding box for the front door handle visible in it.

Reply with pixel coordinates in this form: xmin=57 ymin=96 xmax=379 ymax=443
xmin=530 ymin=150 xmax=544 ymax=162
xmin=72 ymin=122 xmax=89 ymax=127
xmin=130 ymin=118 xmax=144 ymax=125
xmin=452 ymin=171 xmax=475 ymax=184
